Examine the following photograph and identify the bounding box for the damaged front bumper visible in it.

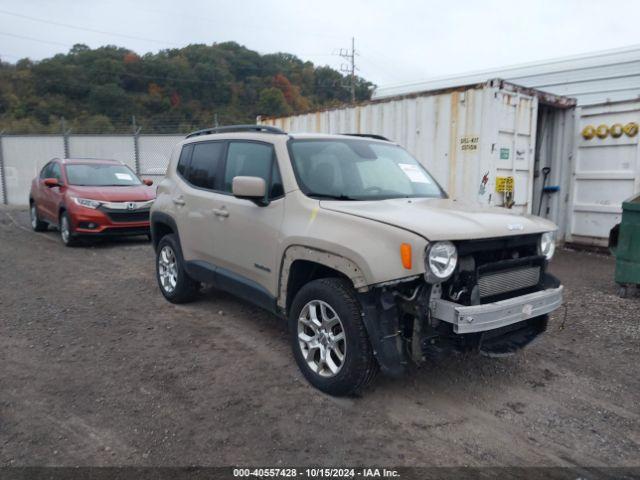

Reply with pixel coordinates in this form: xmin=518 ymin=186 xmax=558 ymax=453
xmin=429 ymin=285 xmax=564 ymax=334
xmin=358 ymin=272 xmax=564 ymax=376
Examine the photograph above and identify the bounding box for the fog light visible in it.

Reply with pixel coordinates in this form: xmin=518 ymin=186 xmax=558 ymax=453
xmin=79 ymin=222 xmax=99 ymax=229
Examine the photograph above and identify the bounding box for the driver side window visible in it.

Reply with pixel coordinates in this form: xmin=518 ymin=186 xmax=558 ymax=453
xmin=40 ymin=163 xmax=51 ymax=179
xmin=50 ymin=163 xmax=62 ymax=181
xmin=223 ymin=142 xmax=284 ymax=199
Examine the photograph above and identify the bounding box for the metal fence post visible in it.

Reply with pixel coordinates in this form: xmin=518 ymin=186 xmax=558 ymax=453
xmin=133 ymin=126 xmax=142 ymax=175
xmin=61 ymin=118 xmax=70 ymax=158
xmin=0 ymin=131 xmax=7 ymax=205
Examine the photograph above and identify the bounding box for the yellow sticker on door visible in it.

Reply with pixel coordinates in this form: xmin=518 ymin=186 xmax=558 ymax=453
xmin=496 ymin=176 xmax=514 ymax=193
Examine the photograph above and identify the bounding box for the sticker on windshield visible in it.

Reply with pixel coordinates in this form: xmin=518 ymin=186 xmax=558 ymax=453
xmin=398 ymin=163 xmax=431 ymax=183
xmin=115 ymin=173 xmax=133 ymax=181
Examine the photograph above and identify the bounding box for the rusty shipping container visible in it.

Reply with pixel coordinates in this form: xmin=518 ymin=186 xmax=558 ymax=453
xmin=259 ymin=79 xmax=577 ymax=242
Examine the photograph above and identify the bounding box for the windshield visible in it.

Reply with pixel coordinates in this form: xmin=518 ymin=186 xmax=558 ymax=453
xmin=289 ymin=139 xmax=445 ymax=200
xmin=65 ymin=164 xmax=142 ymax=186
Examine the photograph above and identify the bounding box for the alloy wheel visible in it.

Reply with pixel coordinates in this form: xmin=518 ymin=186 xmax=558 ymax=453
xmin=158 ymin=245 xmax=178 ymax=293
xmin=30 ymin=205 xmax=37 ymax=229
xmin=297 ymin=300 xmax=346 ymax=377
xmin=60 ymin=216 xmax=70 ymax=243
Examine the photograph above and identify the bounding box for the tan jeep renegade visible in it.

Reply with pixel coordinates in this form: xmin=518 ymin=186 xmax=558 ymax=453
xmin=151 ymin=125 xmax=563 ymax=396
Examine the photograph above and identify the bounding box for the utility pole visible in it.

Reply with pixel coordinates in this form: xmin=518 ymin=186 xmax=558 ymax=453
xmin=61 ymin=117 xmax=70 ymax=159
xmin=339 ymin=37 xmax=357 ymax=103
xmin=132 ymin=115 xmax=141 ymax=175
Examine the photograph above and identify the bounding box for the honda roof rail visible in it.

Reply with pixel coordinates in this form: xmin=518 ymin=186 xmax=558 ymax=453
xmin=186 ymin=124 xmax=286 ymax=138
xmin=341 ymin=133 xmax=390 ymax=141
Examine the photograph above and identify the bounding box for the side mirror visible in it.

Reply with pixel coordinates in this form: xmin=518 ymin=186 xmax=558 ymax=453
xmin=43 ymin=178 xmax=61 ymax=188
xmin=143 ymin=179 xmax=153 ymax=186
xmin=232 ymin=176 xmax=266 ymax=202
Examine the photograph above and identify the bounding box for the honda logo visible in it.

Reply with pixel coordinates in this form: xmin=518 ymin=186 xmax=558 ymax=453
xmin=127 ymin=202 xmax=136 ymax=210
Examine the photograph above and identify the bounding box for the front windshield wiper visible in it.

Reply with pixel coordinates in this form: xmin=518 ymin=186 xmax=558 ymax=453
xmin=307 ymin=192 xmax=358 ymax=201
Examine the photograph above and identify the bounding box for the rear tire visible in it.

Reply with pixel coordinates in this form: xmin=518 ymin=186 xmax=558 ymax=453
xmin=156 ymin=234 xmax=199 ymax=303
xmin=289 ymin=277 xmax=378 ymax=396
xmin=30 ymin=202 xmax=48 ymax=232
xmin=59 ymin=211 xmax=78 ymax=246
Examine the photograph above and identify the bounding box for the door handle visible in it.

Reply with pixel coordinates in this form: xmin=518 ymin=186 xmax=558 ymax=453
xmin=213 ymin=208 xmax=229 ymax=218
xmin=172 ymin=196 xmax=186 ymax=206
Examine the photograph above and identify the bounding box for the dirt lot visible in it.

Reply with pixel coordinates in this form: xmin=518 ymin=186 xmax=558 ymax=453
xmin=0 ymin=206 xmax=638 ymax=467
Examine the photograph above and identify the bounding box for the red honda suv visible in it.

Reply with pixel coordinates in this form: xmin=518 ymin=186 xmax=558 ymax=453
xmin=29 ymin=158 xmax=156 ymax=246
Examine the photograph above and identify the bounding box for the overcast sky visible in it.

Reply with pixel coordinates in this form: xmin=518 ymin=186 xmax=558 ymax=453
xmin=1 ymin=0 xmax=640 ymax=89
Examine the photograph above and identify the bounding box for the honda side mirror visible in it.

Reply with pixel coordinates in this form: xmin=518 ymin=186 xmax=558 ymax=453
xmin=43 ymin=178 xmax=61 ymax=188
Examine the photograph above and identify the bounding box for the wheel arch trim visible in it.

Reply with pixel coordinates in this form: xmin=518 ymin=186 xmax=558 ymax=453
xmin=277 ymin=245 xmax=368 ymax=310
xmin=150 ymin=211 xmax=179 ymax=250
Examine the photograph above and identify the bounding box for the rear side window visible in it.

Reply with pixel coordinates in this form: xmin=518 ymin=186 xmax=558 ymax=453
xmin=223 ymin=142 xmax=284 ymax=198
xmin=185 ymin=142 xmax=225 ymax=190
xmin=176 ymin=144 xmax=192 ymax=178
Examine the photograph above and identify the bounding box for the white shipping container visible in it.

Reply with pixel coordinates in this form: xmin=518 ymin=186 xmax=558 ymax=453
xmin=568 ymin=99 xmax=640 ymax=246
xmin=259 ymin=79 xmax=576 ymax=240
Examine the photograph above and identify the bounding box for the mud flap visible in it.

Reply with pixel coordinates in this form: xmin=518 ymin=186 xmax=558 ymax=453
xmin=358 ymin=290 xmax=407 ymax=378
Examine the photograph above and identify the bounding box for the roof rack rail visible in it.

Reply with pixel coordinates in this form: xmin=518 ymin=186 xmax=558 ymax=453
xmin=186 ymin=124 xmax=286 ymax=138
xmin=341 ymin=133 xmax=390 ymax=141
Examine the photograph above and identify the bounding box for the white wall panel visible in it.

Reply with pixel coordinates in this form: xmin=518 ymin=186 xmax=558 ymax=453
xmin=138 ymin=135 xmax=183 ymax=175
xmin=68 ymin=135 xmax=136 ymax=169
xmin=2 ymin=136 xmax=65 ymax=205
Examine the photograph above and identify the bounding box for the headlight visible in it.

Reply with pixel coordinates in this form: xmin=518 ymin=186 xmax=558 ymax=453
xmin=425 ymin=241 xmax=458 ymax=282
xmin=73 ymin=197 xmax=101 ymax=209
xmin=539 ymin=231 xmax=556 ymax=260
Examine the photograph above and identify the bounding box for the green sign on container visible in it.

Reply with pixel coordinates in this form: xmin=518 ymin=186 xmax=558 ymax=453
xmin=500 ymin=148 xmax=510 ymax=160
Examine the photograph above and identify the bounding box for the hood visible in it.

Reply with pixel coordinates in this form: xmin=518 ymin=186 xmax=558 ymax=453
xmin=320 ymin=197 xmax=556 ymax=241
xmin=67 ymin=185 xmax=156 ymax=202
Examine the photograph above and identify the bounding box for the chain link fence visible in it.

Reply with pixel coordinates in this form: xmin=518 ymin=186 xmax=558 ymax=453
xmin=0 ymin=132 xmax=185 ymax=205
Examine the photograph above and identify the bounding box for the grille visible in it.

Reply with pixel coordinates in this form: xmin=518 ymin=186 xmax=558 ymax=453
xmin=478 ymin=266 xmax=541 ymax=298
xmin=102 ymin=209 xmax=150 ymax=223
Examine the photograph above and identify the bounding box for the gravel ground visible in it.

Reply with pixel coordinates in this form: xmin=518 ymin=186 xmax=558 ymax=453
xmin=0 ymin=206 xmax=638 ymax=467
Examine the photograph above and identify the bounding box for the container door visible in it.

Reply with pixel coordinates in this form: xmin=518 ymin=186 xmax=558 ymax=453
xmin=493 ymin=92 xmax=538 ymax=214
xmin=531 ymin=105 xmax=575 ymax=240
xmin=567 ymin=100 xmax=640 ymax=246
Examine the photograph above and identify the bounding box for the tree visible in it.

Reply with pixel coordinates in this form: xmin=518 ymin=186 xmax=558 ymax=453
xmin=257 ymin=88 xmax=292 ymax=117
xmin=0 ymin=42 xmax=375 ymax=133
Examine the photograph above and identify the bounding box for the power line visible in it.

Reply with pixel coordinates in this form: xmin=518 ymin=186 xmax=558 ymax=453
xmin=358 ymin=53 xmax=404 ymax=83
xmin=129 ymin=5 xmax=345 ymax=41
xmin=0 ymin=8 xmax=176 ymax=47
xmin=0 ymin=31 xmax=72 ymax=48
xmin=0 ymin=51 xmax=27 ymax=60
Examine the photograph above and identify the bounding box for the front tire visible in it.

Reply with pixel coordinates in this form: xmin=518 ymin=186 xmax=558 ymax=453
xmin=30 ymin=202 xmax=48 ymax=232
xmin=289 ymin=278 xmax=378 ymax=396
xmin=156 ymin=234 xmax=199 ymax=303
xmin=59 ymin=211 xmax=78 ymax=246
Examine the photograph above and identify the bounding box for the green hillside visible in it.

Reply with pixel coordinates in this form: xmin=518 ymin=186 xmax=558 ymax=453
xmin=0 ymin=42 xmax=374 ymax=133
